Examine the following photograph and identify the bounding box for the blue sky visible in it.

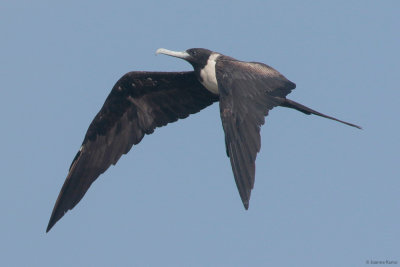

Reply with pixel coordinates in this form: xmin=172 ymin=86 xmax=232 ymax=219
xmin=1 ymin=1 xmax=399 ymax=266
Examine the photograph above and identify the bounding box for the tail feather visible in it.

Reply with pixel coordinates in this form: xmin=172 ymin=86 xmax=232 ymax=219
xmin=280 ymin=98 xmax=362 ymax=129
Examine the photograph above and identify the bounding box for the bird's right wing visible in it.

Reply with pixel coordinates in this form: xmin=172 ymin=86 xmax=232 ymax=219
xmin=47 ymin=71 xmax=218 ymax=232
xmin=216 ymin=58 xmax=296 ymax=209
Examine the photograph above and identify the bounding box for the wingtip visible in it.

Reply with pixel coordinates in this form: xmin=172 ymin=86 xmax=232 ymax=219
xmin=46 ymin=206 xmax=66 ymax=233
xmin=46 ymin=218 xmax=55 ymax=233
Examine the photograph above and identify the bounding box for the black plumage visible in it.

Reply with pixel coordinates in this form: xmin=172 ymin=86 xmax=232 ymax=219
xmin=47 ymin=48 xmax=360 ymax=232
xmin=47 ymin=71 xmax=218 ymax=232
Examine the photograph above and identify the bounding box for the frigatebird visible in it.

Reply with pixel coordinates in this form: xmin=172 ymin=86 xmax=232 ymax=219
xmin=46 ymin=48 xmax=361 ymax=232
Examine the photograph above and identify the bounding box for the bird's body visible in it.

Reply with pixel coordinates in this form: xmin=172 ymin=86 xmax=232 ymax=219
xmin=46 ymin=48 xmax=361 ymax=232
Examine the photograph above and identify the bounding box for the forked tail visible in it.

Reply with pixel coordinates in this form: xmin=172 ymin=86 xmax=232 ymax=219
xmin=280 ymin=98 xmax=362 ymax=129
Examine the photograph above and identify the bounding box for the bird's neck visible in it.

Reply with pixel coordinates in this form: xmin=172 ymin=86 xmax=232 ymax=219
xmin=198 ymin=53 xmax=220 ymax=95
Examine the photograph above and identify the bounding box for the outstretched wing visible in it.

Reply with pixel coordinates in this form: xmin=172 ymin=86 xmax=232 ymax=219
xmin=47 ymin=71 xmax=218 ymax=232
xmin=216 ymin=58 xmax=296 ymax=209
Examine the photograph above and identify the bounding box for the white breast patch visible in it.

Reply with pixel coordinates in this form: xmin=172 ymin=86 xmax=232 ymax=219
xmin=200 ymin=53 xmax=220 ymax=94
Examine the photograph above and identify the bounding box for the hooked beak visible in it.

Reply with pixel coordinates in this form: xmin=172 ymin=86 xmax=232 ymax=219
xmin=156 ymin=48 xmax=190 ymax=60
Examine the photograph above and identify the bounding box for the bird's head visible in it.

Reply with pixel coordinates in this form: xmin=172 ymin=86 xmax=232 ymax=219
xmin=156 ymin=48 xmax=213 ymax=70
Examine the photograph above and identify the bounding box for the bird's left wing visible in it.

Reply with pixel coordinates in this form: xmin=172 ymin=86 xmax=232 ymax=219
xmin=216 ymin=58 xmax=296 ymax=209
xmin=47 ymin=71 xmax=218 ymax=232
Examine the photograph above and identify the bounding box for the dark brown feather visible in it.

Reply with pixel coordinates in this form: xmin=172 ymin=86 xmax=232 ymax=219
xmin=216 ymin=58 xmax=296 ymax=209
xmin=46 ymin=71 xmax=218 ymax=232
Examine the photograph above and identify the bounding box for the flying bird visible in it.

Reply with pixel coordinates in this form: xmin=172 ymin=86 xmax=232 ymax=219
xmin=46 ymin=48 xmax=361 ymax=232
